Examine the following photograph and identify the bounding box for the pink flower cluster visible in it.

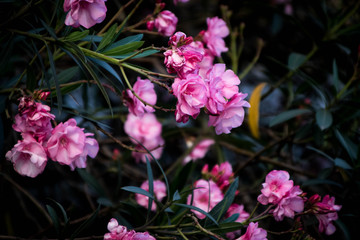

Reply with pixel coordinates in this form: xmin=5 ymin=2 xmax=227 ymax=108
xmin=236 ymin=222 xmax=267 ymax=240
xmin=147 ymin=9 xmax=178 ymax=37
xmin=257 ymin=170 xmax=304 ymax=221
xmin=202 ymin=161 xmax=234 ymax=191
xmin=64 ymin=0 xmax=107 ymax=28
xmin=6 ymin=96 xmax=99 ymax=177
xmin=164 ymin=29 xmax=249 ymax=134
xmin=183 ymin=138 xmax=215 ymax=164
xmin=104 ymin=218 xmax=156 ymax=240
xmin=308 ymin=194 xmax=342 ymax=235
xmin=123 ymin=77 xmax=157 ymax=117
xmin=136 ymin=180 xmax=166 ymax=211
xmin=124 ymin=113 xmax=164 ymax=163
xmin=225 ymin=203 xmax=250 ymax=239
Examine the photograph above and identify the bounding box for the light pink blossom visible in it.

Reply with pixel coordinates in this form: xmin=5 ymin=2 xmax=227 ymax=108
xmin=187 ymin=179 xmax=223 ymax=219
xmin=208 ymin=93 xmax=250 ymax=135
xmin=5 ymin=135 xmax=47 ymax=178
xmin=46 ymin=118 xmax=99 ymax=169
xmin=124 ymin=113 xmax=164 ymax=163
xmin=272 ymin=186 xmax=304 ymax=221
xmin=203 ymin=17 xmax=229 ymax=57
xmin=237 ymin=222 xmax=267 ymax=240
xmin=190 ymin=41 xmax=214 ymax=78
xmin=172 ymin=74 xmax=209 ymax=123
xmin=257 ymin=170 xmax=294 ymax=205
xmin=225 ymin=204 xmax=250 ymax=239
xmin=136 ymin=180 xmax=167 ymax=211
xmin=205 ymin=64 xmax=240 ymax=115
xmin=13 ymin=98 xmax=55 ymax=143
xmin=104 ymin=218 xmax=156 ymax=240
xmin=123 ymin=77 xmax=157 ymax=117
xmin=64 ymin=0 xmax=107 ymax=28
xmin=183 ymin=139 xmax=215 ymax=163
xmin=154 ymin=10 xmax=178 ymax=37
xmin=309 ymin=194 xmax=342 ymax=235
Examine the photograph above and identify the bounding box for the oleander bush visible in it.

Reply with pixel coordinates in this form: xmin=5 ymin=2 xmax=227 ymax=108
xmin=0 ymin=0 xmax=359 ymax=239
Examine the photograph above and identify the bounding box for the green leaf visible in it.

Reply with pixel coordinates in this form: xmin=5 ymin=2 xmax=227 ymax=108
xmin=70 ymin=205 xmax=100 ymax=240
xmin=307 ymin=146 xmax=334 ymax=161
xmin=97 ymin=23 xmax=118 ymax=51
xmin=57 ymin=66 xmax=79 ymax=84
xmin=332 ymin=59 xmax=341 ymax=92
xmin=269 ymin=109 xmax=312 ymax=127
xmin=172 ymin=190 xmax=181 ymax=201
xmin=77 ymin=169 xmax=107 ymax=197
xmin=46 ymin=205 xmax=60 ymax=235
xmin=104 ymin=34 xmax=143 ymax=52
xmin=102 ymin=41 xmax=144 ymax=56
xmin=89 ymin=58 xmax=123 ymax=88
xmin=170 ymin=161 xmax=194 ymax=195
xmin=174 ymin=203 xmax=219 ymax=226
xmin=222 ymin=213 xmax=239 ymax=223
xmin=204 ymin=177 xmax=239 ymax=226
xmin=114 ymin=49 xmax=159 ymax=59
xmin=121 ymin=186 xmax=154 ymax=200
xmin=46 ymin=44 xmax=62 ymax=114
xmin=207 ymin=222 xmax=244 ymax=234
xmin=26 ymin=65 xmax=37 ymax=91
xmin=65 ymin=30 xmax=90 ymax=42
xmin=316 ymin=108 xmax=333 ymax=130
xmin=51 ymin=82 xmax=83 ymax=97
xmin=82 ymin=35 xmax=102 ymax=42
xmin=146 ymin=157 xmax=154 ymax=216
xmin=334 ymin=158 xmax=352 ymax=170
xmin=288 ymin=52 xmax=307 ymax=70
xmin=334 ymin=129 xmax=358 ymax=161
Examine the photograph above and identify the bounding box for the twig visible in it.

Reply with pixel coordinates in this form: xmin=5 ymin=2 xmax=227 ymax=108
xmin=190 ymin=215 xmax=225 ymax=240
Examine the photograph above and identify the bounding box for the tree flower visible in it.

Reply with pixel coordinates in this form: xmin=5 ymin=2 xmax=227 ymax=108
xmin=203 ymin=17 xmax=229 ymax=57
xmin=187 ymin=179 xmax=223 ymax=219
xmin=63 ymin=0 xmax=107 ymax=28
xmin=183 ymin=138 xmax=214 ymax=163
xmin=154 ymin=10 xmax=178 ymax=36
xmin=272 ymin=186 xmax=304 ymax=221
xmin=123 ymin=77 xmax=157 ymax=117
xmin=236 ymin=222 xmax=267 ymax=240
xmin=104 ymin=218 xmax=156 ymax=240
xmin=136 ymin=180 xmax=167 ymax=211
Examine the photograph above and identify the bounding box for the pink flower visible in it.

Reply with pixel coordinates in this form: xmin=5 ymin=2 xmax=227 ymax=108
xmin=310 ymin=195 xmax=342 ymax=235
xmin=172 ymin=74 xmax=209 ymax=123
xmin=190 ymin=41 xmax=214 ymax=78
xmin=205 ymin=64 xmax=240 ymax=115
xmin=5 ymin=135 xmax=47 ymax=178
xmin=237 ymin=222 xmax=267 ymax=240
xmin=124 ymin=113 xmax=162 ymax=144
xmin=183 ymin=139 xmax=215 ymax=163
xmin=210 ymin=161 xmax=234 ymax=189
xmin=203 ymin=17 xmax=229 ymax=57
xmin=226 ymin=204 xmax=250 ymax=223
xmin=123 ymin=77 xmax=157 ymax=117
xmin=104 ymin=218 xmax=156 ymax=240
xmin=187 ymin=179 xmax=223 ymax=219
xmin=124 ymin=113 xmax=164 ymax=163
xmin=13 ymin=98 xmax=55 ymax=143
xmin=208 ymin=93 xmax=250 ymax=135
xmin=64 ymin=0 xmax=107 ymax=28
xmin=257 ymin=170 xmax=294 ymax=205
xmin=154 ymin=10 xmax=178 ymax=36
xmin=46 ymin=118 xmax=99 ymax=169
xmin=173 ymin=0 xmax=189 ymax=5
xmin=225 ymin=204 xmax=250 ymax=239
xmin=164 ymin=32 xmax=204 ymax=78
xmin=136 ymin=180 xmax=167 ymax=211
xmin=272 ymin=186 xmax=304 ymax=221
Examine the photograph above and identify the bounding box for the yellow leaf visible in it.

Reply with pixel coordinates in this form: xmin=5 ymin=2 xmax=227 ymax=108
xmin=248 ymin=83 xmax=267 ymax=139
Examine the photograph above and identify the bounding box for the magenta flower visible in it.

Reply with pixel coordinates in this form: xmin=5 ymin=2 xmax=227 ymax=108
xmin=190 ymin=41 xmax=214 ymax=78
xmin=257 ymin=170 xmax=294 ymax=205
xmin=208 ymin=93 xmax=250 ymax=135
xmin=310 ymin=194 xmax=342 ymax=235
xmin=172 ymin=74 xmax=209 ymax=123
xmin=5 ymin=134 xmax=47 ymax=178
xmin=187 ymin=179 xmax=224 ymax=219
xmin=210 ymin=161 xmax=234 ymax=189
xmin=183 ymin=139 xmax=215 ymax=163
xmin=237 ymin=222 xmax=267 ymax=240
xmin=104 ymin=218 xmax=156 ymax=240
xmin=123 ymin=77 xmax=157 ymax=117
xmin=13 ymin=97 xmax=55 ymax=143
xmin=46 ymin=118 xmax=99 ymax=169
xmin=206 ymin=64 xmax=240 ymax=115
xmin=225 ymin=204 xmax=250 ymax=239
xmin=203 ymin=17 xmax=229 ymax=57
xmin=136 ymin=180 xmax=167 ymax=211
xmin=63 ymin=0 xmax=107 ymax=28
xmin=154 ymin=10 xmax=178 ymax=36
xmin=272 ymin=186 xmax=304 ymax=221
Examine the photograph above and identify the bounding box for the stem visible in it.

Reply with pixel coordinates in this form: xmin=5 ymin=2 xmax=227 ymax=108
xmin=177 ymin=229 xmax=189 ymax=240
xmin=79 ymin=47 xmax=120 ymax=65
xmin=117 ymin=0 xmax=144 ymax=32
xmin=238 ymin=38 xmax=264 ymax=80
xmin=1 ymin=174 xmax=52 ymax=224
xmin=121 ymin=62 xmax=175 ymax=79
xmin=190 ymin=215 xmax=226 ymax=240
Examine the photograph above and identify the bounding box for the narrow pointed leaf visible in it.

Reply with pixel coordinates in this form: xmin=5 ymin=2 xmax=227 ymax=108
xmin=102 ymin=41 xmax=144 ymax=56
xmin=316 ymin=108 xmax=333 ymax=130
xmin=288 ymin=52 xmax=306 ymax=70
xmin=269 ymin=109 xmax=312 ymax=127
xmin=104 ymin=34 xmax=143 ymax=52
xmin=174 ymin=203 xmax=218 ymax=226
xmin=65 ymin=30 xmax=89 ymax=42
xmin=46 ymin=205 xmax=60 ymax=235
xmin=97 ymin=23 xmax=118 ymax=51
xmin=334 ymin=158 xmax=352 ymax=170
xmin=334 ymin=129 xmax=358 ymax=161
xmin=46 ymin=44 xmax=62 ymax=114
xmin=248 ymin=83 xmax=266 ymax=139
xmin=121 ymin=186 xmax=154 ymax=200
